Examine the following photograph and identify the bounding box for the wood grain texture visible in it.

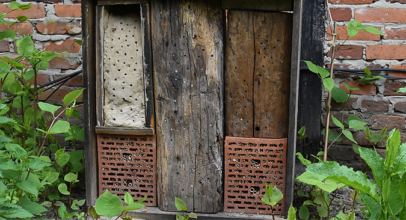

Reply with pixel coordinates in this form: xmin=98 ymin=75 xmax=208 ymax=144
xmin=221 ymin=0 xmax=293 ymax=12
xmin=253 ymin=12 xmax=292 ymax=139
xmin=225 ymin=11 xmax=255 ymax=138
xmin=151 ymin=0 xmax=224 ymax=213
xmin=95 ymin=126 xmax=154 ymax=135
xmin=225 ymin=11 xmax=292 ymax=139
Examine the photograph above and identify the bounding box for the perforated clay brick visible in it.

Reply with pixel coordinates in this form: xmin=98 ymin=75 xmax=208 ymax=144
xmin=98 ymin=135 xmax=156 ymax=206
xmin=224 ymin=136 xmax=287 ymax=215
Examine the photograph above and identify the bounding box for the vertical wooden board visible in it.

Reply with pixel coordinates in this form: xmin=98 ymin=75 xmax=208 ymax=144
xmin=151 ymin=0 xmax=224 ymax=213
xmin=225 ymin=11 xmax=255 ymax=138
xmin=253 ymin=12 xmax=292 ymax=139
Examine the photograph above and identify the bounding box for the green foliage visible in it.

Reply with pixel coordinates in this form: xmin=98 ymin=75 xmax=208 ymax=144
xmin=298 ymin=126 xmax=308 ymax=140
xmin=174 ymin=197 xmax=197 ymax=220
xmin=287 ymin=204 xmax=297 ymax=220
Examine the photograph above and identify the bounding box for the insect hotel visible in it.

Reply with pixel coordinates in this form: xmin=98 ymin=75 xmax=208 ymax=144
xmin=82 ymin=0 xmax=303 ymax=218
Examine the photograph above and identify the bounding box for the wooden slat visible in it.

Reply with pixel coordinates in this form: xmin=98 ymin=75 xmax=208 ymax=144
xmin=285 ymin=0 xmax=303 ymax=216
xmin=225 ymin=11 xmax=255 ymax=138
xmin=95 ymin=126 xmax=154 ymax=135
xmin=221 ymin=0 xmax=293 ymax=12
xmin=82 ymin=0 xmax=98 ymax=206
xmin=152 ymin=0 xmax=224 ymax=213
xmin=141 ymin=3 xmax=155 ymax=129
xmin=253 ymin=12 xmax=292 ymax=139
xmin=97 ymin=0 xmax=148 ymax=5
xmin=96 ymin=6 xmax=104 ymax=126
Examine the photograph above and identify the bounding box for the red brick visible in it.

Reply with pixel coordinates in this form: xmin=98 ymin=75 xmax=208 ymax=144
xmin=39 ymin=89 xmax=83 ymax=102
xmin=36 ymin=21 xmax=81 ymax=35
xmin=73 ymin=0 xmax=81 ymax=2
xmin=43 ymin=39 xmax=81 ymax=53
xmin=328 ymin=46 xmax=363 ymax=60
xmin=355 ymin=8 xmax=406 ymax=23
xmin=331 ymin=97 xmax=357 ymax=110
xmin=395 ymin=101 xmax=406 ymax=113
xmin=384 ymin=82 xmax=406 ymax=96
xmin=48 ymin=58 xmax=80 ymax=70
xmin=0 ymin=4 xmax=45 ymax=19
xmin=28 ymin=74 xmax=51 ymax=85
xmin=371 ymin=115 xmax=405 ymax=130
xmin=0 ymin=41 xmax=9 ymax=52
xmin=55 ymin=5 xmax=81 ymax=18
xmin=54 ymin=74 xmax=83 ymax=87
xmin=376 ymin=149 xmax=386 ymax=158
xmin=0 ymin=22 xmax=33 ymax=35
xmin=388 ymin=65 xmax=406 ymax=78
xmin=330 ymin=8 xmax=352 ymax=21
xmin=385 ymin=27 xmax=406 ymax=40
xmin=329 ymin=0 xmax=377 ymax=4
xmin=327 ymin=26 xmax=381 ymax=41
xmin=386 ymin=0 xmax=406 ymax=3
xmin=361 ymin=100 xmax=390 ymax=112
xmin=340 ymin=81 xmax=376 ymax=95
xmin=366 ymin=45 xmax=406 ymax=60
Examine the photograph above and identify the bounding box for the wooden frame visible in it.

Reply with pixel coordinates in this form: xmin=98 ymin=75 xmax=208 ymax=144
xmin=221 ymin=0 xmax=293 ymax=12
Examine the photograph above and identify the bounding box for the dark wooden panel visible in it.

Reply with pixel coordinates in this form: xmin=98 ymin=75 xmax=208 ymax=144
xmin=82 ymin=0 xmax=98 ymax=206
xmin=151 ymin=0 xmax=224 ymax=213
xmin=97 ymin=0 xmax=149 ymax=5
xmin=222 ymin=0 xmax=293 ymax=12
xmin=95 ymin=126 xmax=154 ymax=135
xmin=296 ymin=0 xmax=325 ymax=158
xmin=253 ymin=12 xmax=292 ymax=139
xmin=225 ymin=11 xmax=255 ymax=138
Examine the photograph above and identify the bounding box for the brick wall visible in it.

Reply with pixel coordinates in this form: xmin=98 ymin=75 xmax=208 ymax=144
xmin=326 ymin=0 xmax=406 ymax=161
xmin=0 ymin=0 xmax=83 ymax=147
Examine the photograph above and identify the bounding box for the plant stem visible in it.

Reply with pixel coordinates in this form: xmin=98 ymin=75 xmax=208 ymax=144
xmin=37 ymin=108 xmax=65 ymax=157
xmin=270 ymin=206 xmax=275 ymax=220
xmin=351 ymin=190 xmax=357 ymax=212
xmin=33 ymin=65 xmax=38 ymax=153
xmin=324 ymin=22 xmax=337 ymax=162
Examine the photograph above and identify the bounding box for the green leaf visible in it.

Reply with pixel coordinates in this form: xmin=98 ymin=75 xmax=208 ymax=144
xmin=331 ymin=115 xmax=344 ymax=129
xmin=396 ymin=87 xmax=406 ymax=94
xmin=27 ymin=158 xmax=51 ymax=170
xmin=62 ymin=88 xmax=84 ymax=106
xmin=64 ymin=172 xmax=77 ymax=183
xmin=188 ymin=212 xmax=197 ymax=219
xmin=38 ymin=102 xmax=61 ymax=116
xmin=8 ymin=80 xmax=22 ymax=94
xmin=22 ymin=69 xmax=35 ymax=81
xmin=136 ymin=196 xmax=148 ymax=204
xmin=349 ymin=120 xmax=367 ymax=130
xmin=175 ymin=197 xmax=188 ymax=212
xmin=124 ymin=192 xmax=134 ymax=204
xmin=342 ymin=82 xmax=360 ymax=91
xmin=322 ymin=78 xmax=334 ymax=91
xmin=364 ymin=67 xmax=372 ymax=76
xmin=95 ymin=190 xmax=123 ymax=219
xmin=347 ymin=22 xmax=359 ymax=38
xmin=303 ymin=61 xmax=318 ymax=74
xmin=40 ymin=51 xmax=56 ymax=61
xmin=58 ymin=203 xmax=69 ymax=219
xmin=299 ymin=205 xmax=309 ymax=220
xmin=0 ymin=30 xmax=16 ymax=40
xmin=365 ymin=26 xmax=384 ymax=35
xmin=296 ymin=152 xmax=311 ymax=166
xmin=287 ymin=204 xmax=297 ymax=220
xmin=74 ymin=40 xmax=82 ymax=45
xmin=48 ymin=120 xmax=70 ymax=134
xmin=121 ymin=202 xmax=145 ymax=211
xmin=317 ymin=66 xmax=330 ymax=78
xmin=16 ymin=15 xmax=28 ymax=22
xmin=19 ymin=3 xmax=31 ymax=10
xmin=332 ymin=87 xmax=349 ymax=103
xmin=343 ymin=130 xmax=357 ymax=144
xmin=16 ymin=35 xmax=34 ymax=59
xmin=386 ymin=129 xmax=401 ymax=169
xmin=297 ymin=172 xmax=338 ymax=192
xmin=8 ymin=2 xmax=20 ymax=10
xmin=365 ymin=125 xmax=371 ymax=137
xmin=55 ymin=148 xmax=70 ymax=167
xmin=88 ymin=206 xmax=100 ymax=219
xmin=359 ymin=75 xmax=384 ymax=85
xmin=2 ymin=73 xmax=16 ymax=94
xmin=58 ymin=183 xmax=70 ymax=195
xmin=369 ymin=133 xmax=383 ymax=143
xmin=352 ymin=20 xmax=366 ymax=31
xmin=68 ymin=150 xmax=84 ymax=172
xmin=307 ymin=161 xmax=379 ymax=199
xmin=317 ymin=206 xmax=328 ymax=217
xmin=17 ymin=180 xmax=39 ymax=197
xmin=5 ymin=143 xmax=27 ymax=159
xmin=20 ymin=197 xmax=47 ymax=215
xmin=393 ymin=143 xmax=406 ymax=176
xmin=359 ymin=147 xmax=385 ymax=190
xmin=0 ymin=60 xmax=10 ymax=70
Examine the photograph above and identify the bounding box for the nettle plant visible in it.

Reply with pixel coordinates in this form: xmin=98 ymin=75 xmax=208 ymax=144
xmin=0 ymin=2 xmax=85 ymax=220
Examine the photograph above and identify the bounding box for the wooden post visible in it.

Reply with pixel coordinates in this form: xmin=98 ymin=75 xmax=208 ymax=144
xmin=151 ymin=0 xmax=224 ymax=213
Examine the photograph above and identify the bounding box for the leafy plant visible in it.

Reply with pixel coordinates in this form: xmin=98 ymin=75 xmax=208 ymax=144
xmin=261 ymin=183 xmax=284 ymax=220
xmin=175 ymin=197 xmax=197 ymax=220
xmin=0 ymin=2 xmax=85 ymax=219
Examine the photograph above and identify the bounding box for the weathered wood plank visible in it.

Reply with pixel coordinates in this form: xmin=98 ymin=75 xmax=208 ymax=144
xmin=253 ymin=12 xmax=292 ymax=139
xmin=95 ymin=126 xmax=154 ymax=135
xmin=96 ymin=5 xmax=104 ymax=126
xmin=151 ymin=0 xmax=224 ymax=213
xmin=97 ymin=0 xmax=149 ymax=5
xmin=296 ymin=0 xmax=325 ymax=158
xmin=221 ymin=0 xmax=293 ymax=12
xmin=82 ymin=0 xmax=98 ymax=206
xmin=225 ymin=11 xmax=255 ymax=138
xmin=285 ymin=0 xmax=304 ymax=216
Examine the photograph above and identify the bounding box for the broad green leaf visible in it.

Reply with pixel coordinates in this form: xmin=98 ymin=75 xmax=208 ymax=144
xmin=352 ymin=20 xmax=366 ymax=31
xmin=8 ymin=80 xmax=22 ymax=94
xmin=64 ymin=172 xmax=77 ymax=183
xmin=322 ymin=78 xmax=334 ymax=91
xmin=287 ymin=205 xmax=297 ymax=220
xmin=38 ymin=102 xmax=61 ymax=116
xmin=95 ymin=190 xmax=123 ymax=219
xmin=22 ymin=69 xmax=35 ymax=81
xmin=0 ymin=60 xmax=10 ymax=70
xmin=88 ymin=206 xmax=100 ymax=219
xmin=40 ymin=51 xmax=56 ymax=61
xmin=386 ymin=130 xmax=401 ymax=169
xmin=120 ymin=202 xmax=145 ymax=211
xmin=55 ymin=148 xmax=70 ymax=167
xmin=62 ymin=88 xmax=84 ymax=106
xmin=303 ymin=61 xmax=318 ymax=74
xmin=298 ymin=126 xmax=308 ymax=140
xmin=175 ymin=197 xmax=188 ymax=211
xmin=299 ymin=205 xmax=309 ymax=220
xmin=331 ymin=115 xmax=344 ymax=129
xmin=58 ymin=183 xmax=70 ymax=195
xmin=20 ymin=197 xmax=47 ymax=215
xmin=359 ymin=147 xmax=385 ymax=189
xmin=342 ymin=82 xmax=360 ymax=91
xmin=297 ymin=172 xmax=338 ymax=192
xmin=296 ymin=152 xmax=311 ymax=166
xmin=317 ymin=66 xmax=330 ymax=78
xmin=359 ymin=75 xmax=384 ymax=85
xmin=369 ymin=133 xmax=383 ymax=143
xmin=136 ymin=196 xmax=148 ymax=204
xmin=2 ymin=73 xmax=16 ymax=94
xmin=58 ymin=204 xmax=68 ymax=219
xmin=124 ymin=192 xmax=134 ymax=204
xmin=8 ymin=2 xmax=21 ymax=10
xmin=5 ymin=143 xmax=27 ymax=159
xmin=364 ymin=67 xmax=372 ymax=76
xmin=307 ymin=161 xmax=379 ymax=199
xmin=347 ymin=22 xmax=358 ymax=38
xmin=396 ymin=87 xmax=406 ymax=93
xmin=322 ymin=129 xmax=343 ymax=142
xmin=74 ymin=40 xmax=82 ymax=45
xmin=188 ymin=212 xmax=197 ymax=219
xmin=349 ymin=120 xmax=367 ymax=130
xmin=343 ymin=130 xmax=357 ymax=144
xmin=16 ymin=15 xmax=28 ymax=22
xmin=16 ymin=180 xmax=39 ymax=197
xmin=332 ymin=87 xmax=349 ymax=103
xmin=68 ymin=150 xmax=84 ymax=172
xmin=16 ymin=35 xmax=34 ymax=59
xmin=0 ymin=30 xmax=16 ymax=40
xmin=365 ymin=126 xmax=371 ymax=137
xmin=366 ymin=26 xmax=384 ymax=35
xmin=393 ymin=143 xmax=406 ymax=176
xmin=399 ymin=174 xmax=406 ymax=202
xmin=48 ymin=120 xmax=70 ymax=134
xmin=27 ymin=158 xmax=51 ymax=170
xmin=261 ymin=183 xmax=283 ymax=206
xmin=19 ymin=3 xmax=31 ymax=10
xmin=317 ymin=206 xmax=328 ymax=217
xmin=387 ymin=175 xmax=404 ymax=217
